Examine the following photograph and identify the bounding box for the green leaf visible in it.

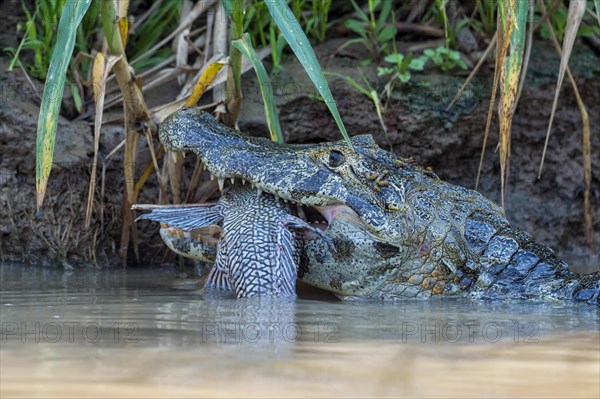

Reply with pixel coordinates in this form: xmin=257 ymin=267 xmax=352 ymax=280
xmin=342 ymin=75 xmax=370 ymax=97
xmin=409 ymin=58 xmax=425 ymax=71
xmin=436 ymin=0 xmax=449 ymax=46
xmin=220 ymin=0 xmax=236 ymax=17
xmin=496 ymin=0 xmax=528 ymax=205
xmin=377 ymin=66 xmax=394 ymax=76
xmin=266 ymin=0 xmax=353 ymax=148
xmin=456 ymin=59 xmax=468 ymax=70
xmin=21 ymin=39 xmax=45 ymax=50
xmin=269 ymin=25 xmax=280 ymax=66
xmin=400 ymin=52 xmax=413 ymax=69
xmin=327 ymin=70 xmax=373 ymax=98
xmin=100 ymin=0 xmax=122 ymax=54
xmin=350 ymin=0 xmax=369 ymax=23
xmin=376 ymin=25 xmax=396 ymax=43
xmin=577 ymin=25 xmax=597 ymax=37
xmin=337 ymin=37 xmax=366 ymax=54
xmin=345 ymin=19 xmax=367 ymax=36
xmin=221 ymin=0 xmax=244 ymax=41
xmin=399 ymin=71 xmax=411 ymax=83
xmin=275 ymin=33 xmax=287 ymax=54
xmin=36 ymin=0 xmax=92 ymax=209
xmin=375 ymin=0 xmax=392 ymax=33
xmin=71 ymin=84 xmax=83 ymax=113
xmin=231 ymin=33 xmax=283 ymax=143
xmin=503 ymin=1 xmax=528 ymax=94
xmin=384 ymin=53 xmax=404 ymax=64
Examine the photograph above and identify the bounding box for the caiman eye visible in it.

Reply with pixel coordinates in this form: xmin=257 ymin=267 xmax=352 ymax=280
xmin=328 ymin=150 xmax=345 ymax=168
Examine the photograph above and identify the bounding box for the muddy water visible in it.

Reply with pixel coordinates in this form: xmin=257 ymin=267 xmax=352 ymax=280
xmin=1 ymin=263 xmax=598 ymax=398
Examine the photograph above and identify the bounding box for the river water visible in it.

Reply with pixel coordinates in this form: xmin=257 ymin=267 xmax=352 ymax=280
xmin=1 ymin=262 xmax=598 ymax=398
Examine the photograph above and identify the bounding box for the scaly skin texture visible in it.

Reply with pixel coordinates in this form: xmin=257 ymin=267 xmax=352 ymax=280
xmin=159 ymin=224 xmax=221 ymax=264
xmin=300 ymin=204 xmax=600 ymax=302
xmin=154 ymin=108 xmax=600 ymax=303
xmin=136 ymin=185 xmax=328 ymax=298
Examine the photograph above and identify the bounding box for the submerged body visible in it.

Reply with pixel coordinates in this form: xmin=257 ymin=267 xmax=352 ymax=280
xmin=136 ymin=185 xmax=329 ymax=298
xmin=144 ymin=108 xmax=599 ymax=304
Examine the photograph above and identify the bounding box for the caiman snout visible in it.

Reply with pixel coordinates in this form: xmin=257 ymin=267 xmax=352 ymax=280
xmin=159 ymin=108 xmax=393 ymax=235
xmin=159 ymin=107 xmax=254 ymax=153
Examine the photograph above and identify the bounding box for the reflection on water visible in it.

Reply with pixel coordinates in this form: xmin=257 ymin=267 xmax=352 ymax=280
xmin=1 ymin=263 xmax=599 ymax=398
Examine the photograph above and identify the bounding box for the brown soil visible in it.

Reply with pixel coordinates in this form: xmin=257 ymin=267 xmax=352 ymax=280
xmin=0 ymin=5 xmax=598 ymax=271
xmin=0 ymin=57 xmax=164 ymax=267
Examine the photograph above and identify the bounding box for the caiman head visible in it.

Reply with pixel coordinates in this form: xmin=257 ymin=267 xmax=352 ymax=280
xmin=160 ymin=108 xmax=435 ymax=240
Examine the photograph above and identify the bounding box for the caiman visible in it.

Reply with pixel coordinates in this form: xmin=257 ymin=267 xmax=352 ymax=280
xmin=137 ymin=108 xmax=600 ymax=304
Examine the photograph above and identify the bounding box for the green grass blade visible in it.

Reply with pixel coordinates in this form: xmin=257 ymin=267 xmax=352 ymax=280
xmin=100 ymin=0 xmax=122 ymax=54
xmin=220 ymin=0 xmax=238 ymax=18
xmin=595 ymin=1 xmax=600 ymax=27
xmin=36 ymin=0 xmax=92 ymax=209
xmin=496 ymin=0 xmax=528 ymax=206
xmin=436 ymin=0 xmax=449 ymax=47
xmin=350 ymin=0 xmax=369 ymax=24
xmin=375 ymin=0 xmax=392 ymax=33
xmin=503 ymin=2 xmax=528 ymax=94
xmin=265 ymin=0 xmax=353 ymax=149
xmin=231 ymin=33 xmax=283 ymax=143
xmin=326 ymin=72 xmax=371 ymax=97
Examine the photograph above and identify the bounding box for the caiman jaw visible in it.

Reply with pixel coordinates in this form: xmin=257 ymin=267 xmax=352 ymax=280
xmin=159 ymin=108 xmax=391 ymax=233
xmin=205 ymin=173 xmax=359 ymax=233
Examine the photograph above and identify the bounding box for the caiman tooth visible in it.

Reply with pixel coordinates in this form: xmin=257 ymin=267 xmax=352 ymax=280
xmin=297 ymin=205 xmax=307 ymax=221
xmin=229 ymin=177 xmax=235 ymax=185
xmin=241 ymin=179 xmax=246 ymax=185
xmin=210 ymin=174 xmax=215 ymax=181
xmin=256 ymin=188 xmax=262 ymax=197
xmin=218 ymin=178 xmax=225 ymax=192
